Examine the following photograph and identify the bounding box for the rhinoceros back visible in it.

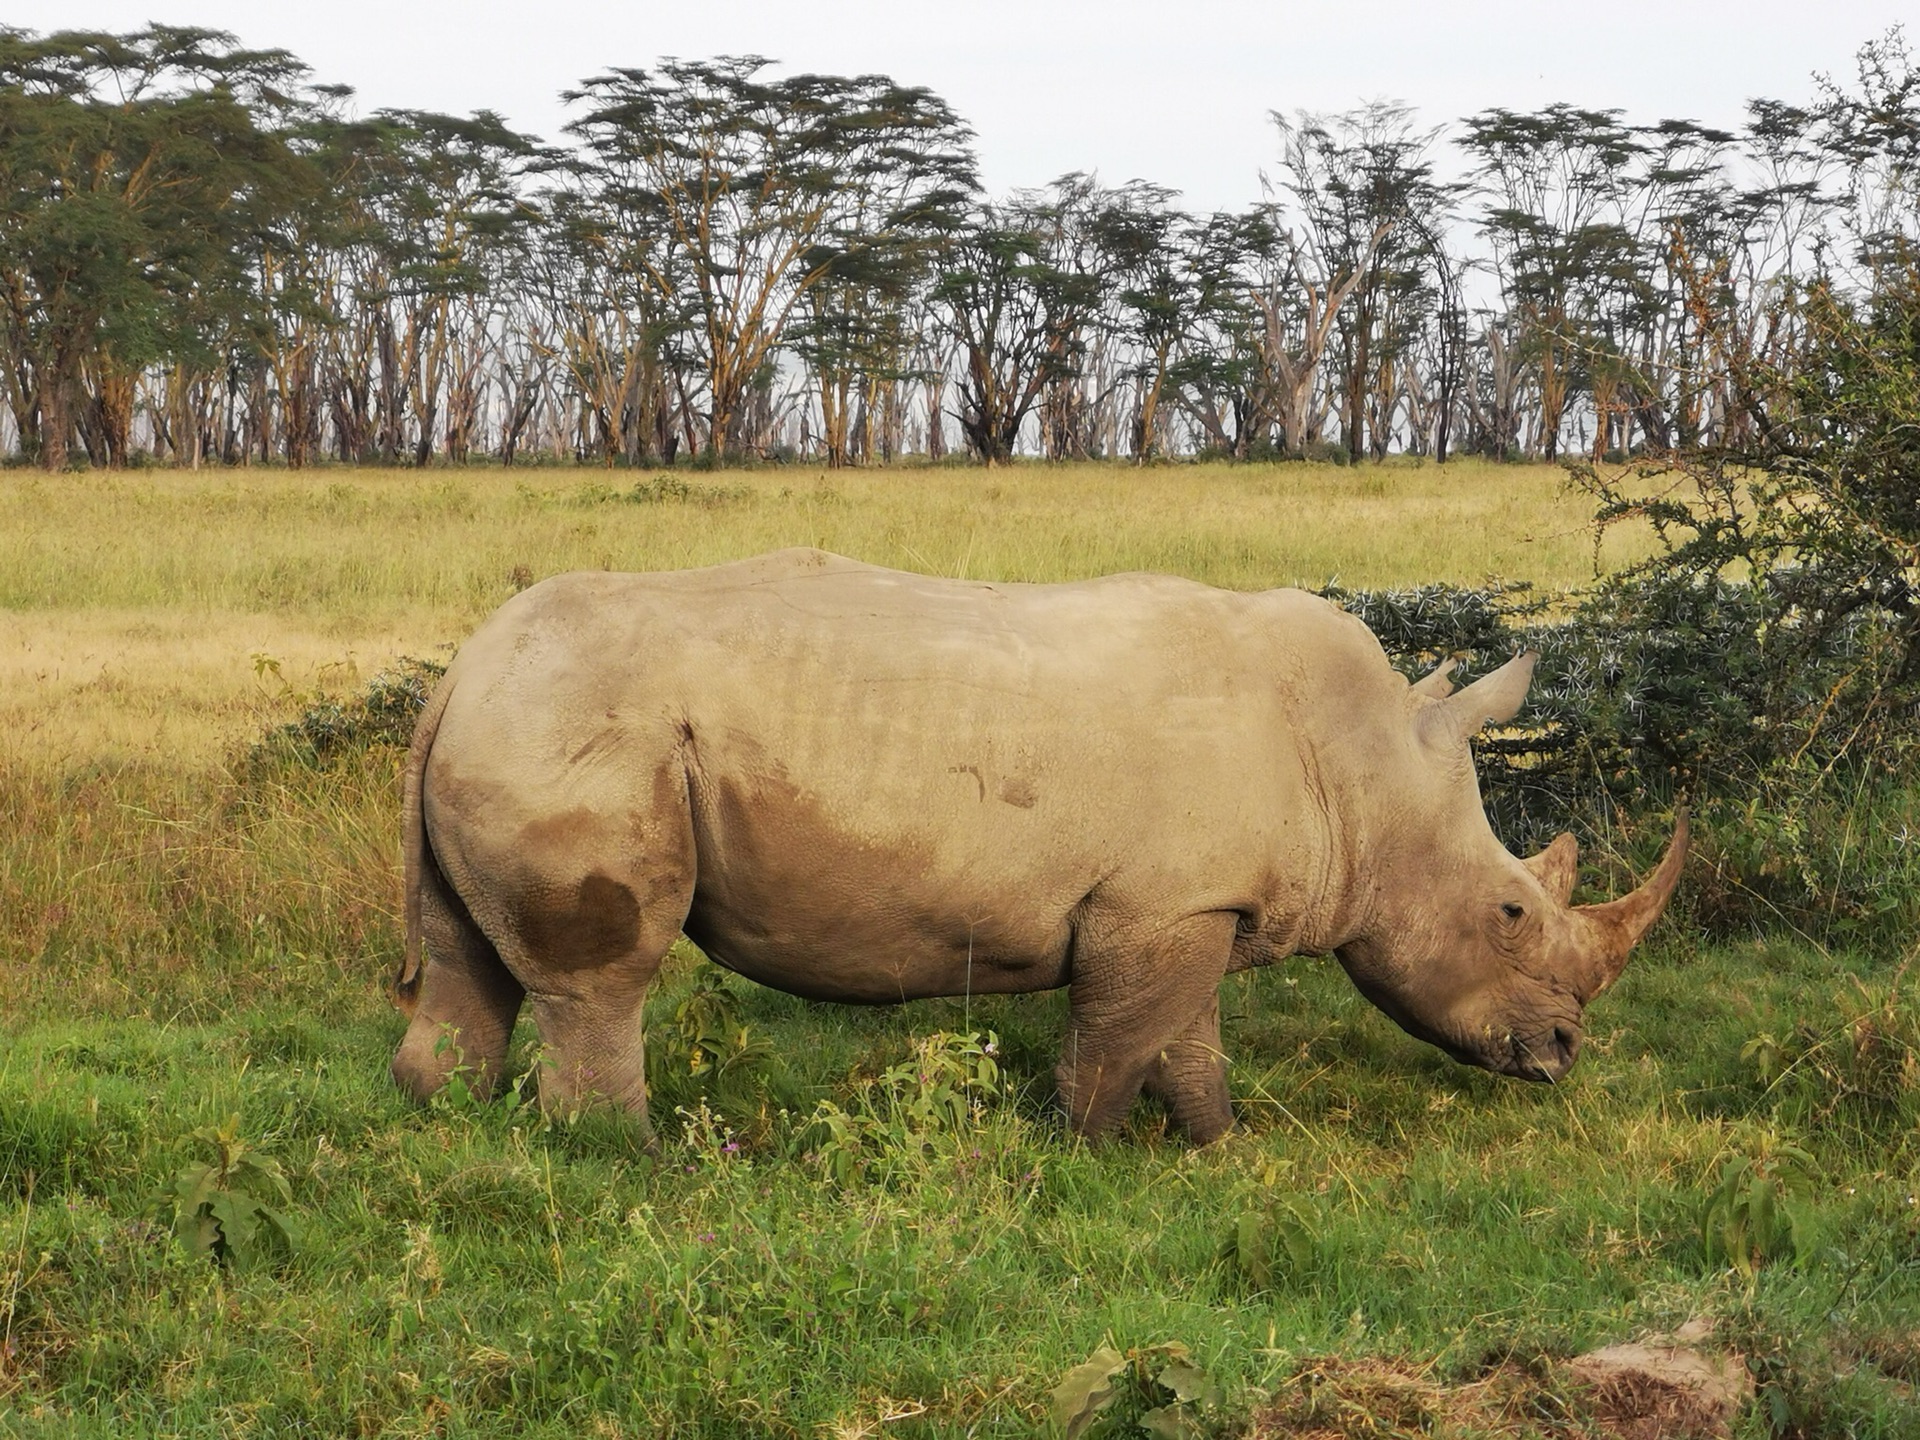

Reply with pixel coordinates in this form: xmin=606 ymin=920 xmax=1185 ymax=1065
xmin=419 ymin=549 xmax=1367 ymax=1004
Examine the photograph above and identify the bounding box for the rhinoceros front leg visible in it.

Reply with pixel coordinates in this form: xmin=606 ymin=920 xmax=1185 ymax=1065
xmin=1143 ymin=994 xmax=1232 ymax=1143
xmin=1056 ymin=911 xmax=1237 ymax=1141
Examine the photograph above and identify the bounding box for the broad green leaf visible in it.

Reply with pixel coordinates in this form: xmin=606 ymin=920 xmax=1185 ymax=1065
xmin=1156 ymin=1360 xmax=1220 ymax=1407
xmin=207 ymin=1191 xmax=260 ymax=1260
xmin=1050 ymin=1344 xmax=1126 ymax=1438
xmin=1139 ymin=1402 xmax=1201 ymax=1439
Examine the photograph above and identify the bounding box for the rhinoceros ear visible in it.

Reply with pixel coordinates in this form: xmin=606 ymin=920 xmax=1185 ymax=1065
xmin=1416 ymin=650 xmax=1538 ymax=752
xmin=1408 ymin=657 xmax=1458 ymax=700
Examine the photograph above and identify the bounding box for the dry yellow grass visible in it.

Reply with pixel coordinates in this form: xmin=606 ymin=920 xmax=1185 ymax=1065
xmin=1 ymin=458 xmax=1641 ymax=769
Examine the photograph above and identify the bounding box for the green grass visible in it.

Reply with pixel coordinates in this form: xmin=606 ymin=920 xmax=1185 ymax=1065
xmin=1 ymin=460 xmax=1915 ymax=1436
xmin=3 ymin=925 xmax=1916 ymax=1436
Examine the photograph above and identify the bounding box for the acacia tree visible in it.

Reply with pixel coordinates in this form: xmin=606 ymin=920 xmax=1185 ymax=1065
xmin=350 ymin=109 xmax=541 ymax=465
xmin=563 ymin=57 xmax=974 ymax=460
xmin=935 ymin=183 xmax=1106 ymax=463
xmin=1274 ymin=103 xmax=1448 ymax=460
xmin=1087 ymin=180 xmax=1198 ymax=459
xmin=1027 ymin=174 xmax=1127 ymax=459
xmin=239 ymin=88 xmax=377 ymax=470
xmin=1237 ymin=202 xmax=1379 ymax=458
xmin=1817 ymin=28 xmax=1920 ymax=278
xmin=535 ymin=165 xmax=699 ymax=464
xmin=1461 ymin=104 xmax=1647 ymax=461
xmin=1165 ymin=209 xmax=1271 ymax=456
xmin=0 ymin=25 xmax=305 ymax=469
xmin=1402 ymin=207 xmax=1472 ymax=461
xmin=792 ymin=242 xmax=920 ymax=466
xmin=787 ymin=114 xmax=972 ymax=466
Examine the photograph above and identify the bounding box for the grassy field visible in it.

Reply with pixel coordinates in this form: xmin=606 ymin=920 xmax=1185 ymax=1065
xmin=2 ymin=460 xmax=1915 ymax=1437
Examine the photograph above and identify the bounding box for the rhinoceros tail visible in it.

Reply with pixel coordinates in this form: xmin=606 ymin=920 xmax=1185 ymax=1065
xmin=396 ymin=669 xmax=457 ymax=1015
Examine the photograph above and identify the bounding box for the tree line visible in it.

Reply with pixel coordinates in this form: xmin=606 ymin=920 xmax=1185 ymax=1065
xmin=1 ymin=23 xmax=1915 ymax=470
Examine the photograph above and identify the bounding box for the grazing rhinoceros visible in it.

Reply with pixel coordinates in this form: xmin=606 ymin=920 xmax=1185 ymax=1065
xmin=391 ymin=547 xmax=1685 ymax=1143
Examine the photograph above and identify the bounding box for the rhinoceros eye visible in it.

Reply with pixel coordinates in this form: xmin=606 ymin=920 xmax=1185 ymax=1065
xmin=1500 ymin=902 xmax=1526 ymax=921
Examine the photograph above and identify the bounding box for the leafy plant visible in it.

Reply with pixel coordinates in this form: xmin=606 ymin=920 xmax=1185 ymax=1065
xmin=644 ymin=966 xmax=775 ymax=1135
xmin=1700 ymin=1134 xmax=1819 ymax=1276
xmin=168 ymin=1118 xmax=295 ymax=1269
xmin=1218 ymin=1197 xmax=1322 ymax=1292
xmin=1050 ymin=1340 xmax=1226 ymax=1438
xmin=808 ymin=1030 xmax=1002 ymax=1187
xmin=426 ymin=1026 xmax=510 ymax=1118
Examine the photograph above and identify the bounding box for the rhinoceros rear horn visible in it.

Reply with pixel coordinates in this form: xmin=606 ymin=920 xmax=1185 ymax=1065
xmin=1574 ymin=810 xmax=1690 ymax=999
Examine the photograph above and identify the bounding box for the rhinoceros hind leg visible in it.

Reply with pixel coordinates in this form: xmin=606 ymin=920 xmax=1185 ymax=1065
xmin=526 ymin=972 xmax=661 ymax=1128
xmin=1143 ymin=995 xmax=1232 ymax=1143
xmin=1056 ymin=911 xmax=1236 ymax=1140
xmin=503 ymin=808 xmax=697 ymax=1135
xmin=392 ymin=868 xmax=525 ymax=1104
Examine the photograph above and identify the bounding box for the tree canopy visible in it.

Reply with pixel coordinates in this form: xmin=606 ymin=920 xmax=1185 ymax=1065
xmin=0 ymin=24 xmax=1917 ymax=472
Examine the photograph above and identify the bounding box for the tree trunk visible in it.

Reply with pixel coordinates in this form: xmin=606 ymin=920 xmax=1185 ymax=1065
xmin=1537 ymin=334 xmax=1565 ymax=462
xmin=40 ymin=347 xmax=72 ymax=471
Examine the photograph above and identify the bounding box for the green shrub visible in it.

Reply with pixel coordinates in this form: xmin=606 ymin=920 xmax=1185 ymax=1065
xmin=1050 ymin=1341 xmax=1230 ymax=1440
xmin=241 ymin=656 xmax=445 ymax=776
xmin=1698 ymin=1135 xmax=1819 ymax=1277
xmin=805 ymin=1030 xmax=1004 ymax=1188
xmin=643 ymin=966 xmax=780 ymax=1141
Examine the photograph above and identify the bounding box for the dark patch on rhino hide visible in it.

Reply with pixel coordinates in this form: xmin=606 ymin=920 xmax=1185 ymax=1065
xmin=519 ymin=870 xmax=643 ymax=969
xmin=999 ymin=775 xmax=1038 ymax=809
xmin=682 ymin=733 xmax=1072 ymax=1003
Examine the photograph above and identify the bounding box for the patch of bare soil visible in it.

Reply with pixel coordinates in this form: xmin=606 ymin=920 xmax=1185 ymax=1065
xmin=1567 ymin=1319 xmax=1752 ymax=1439
xmin=1253 ymin=1323 xmax=1751 ymax=1439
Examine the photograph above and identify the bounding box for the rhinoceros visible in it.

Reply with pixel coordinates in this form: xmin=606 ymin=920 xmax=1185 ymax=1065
xmin=391 ymin=547 xmax=1685 ymax=1143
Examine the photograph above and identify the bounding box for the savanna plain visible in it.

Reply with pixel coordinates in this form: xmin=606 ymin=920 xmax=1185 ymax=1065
xmin=2 ymin=460 xmax=1915 ymax=1437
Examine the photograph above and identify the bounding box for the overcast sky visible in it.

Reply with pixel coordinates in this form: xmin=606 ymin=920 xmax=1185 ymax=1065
xmin=14 ymin=1 xmax=1915 ymax=213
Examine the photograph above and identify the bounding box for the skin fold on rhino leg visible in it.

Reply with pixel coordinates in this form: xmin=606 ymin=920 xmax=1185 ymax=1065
xmin=1143 ymin=993 xmax=1232 ymax=1143
xmin=1056 ymin=911 xmax=1238 ymax=1141
xmin=391 ymin=869 xmax=525 ymax=1103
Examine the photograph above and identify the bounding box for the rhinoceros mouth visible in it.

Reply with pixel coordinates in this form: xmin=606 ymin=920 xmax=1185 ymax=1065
xmin=1494 ymin=1024 xmax=1580 ymax=1083
xmin=1428 ymin=1020 xmax=1580 ymax=1082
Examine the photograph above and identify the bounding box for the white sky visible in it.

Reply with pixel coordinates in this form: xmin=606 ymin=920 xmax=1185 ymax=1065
xmin=14 ymin=1 xmax=1916 ymax=213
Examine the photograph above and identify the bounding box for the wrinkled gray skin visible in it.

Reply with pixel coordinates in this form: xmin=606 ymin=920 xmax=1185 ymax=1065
xmin=392 ymin=548 xmax=1685 ymax=1143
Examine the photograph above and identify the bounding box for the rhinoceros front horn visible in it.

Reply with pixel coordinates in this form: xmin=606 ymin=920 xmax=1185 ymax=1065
xmin=1572 ymin=810 xmax=1690 ymax=1000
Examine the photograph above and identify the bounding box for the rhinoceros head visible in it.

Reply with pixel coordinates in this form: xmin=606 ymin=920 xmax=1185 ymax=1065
xmin=1333 ymin=650 xmax=1688 ymax=1084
